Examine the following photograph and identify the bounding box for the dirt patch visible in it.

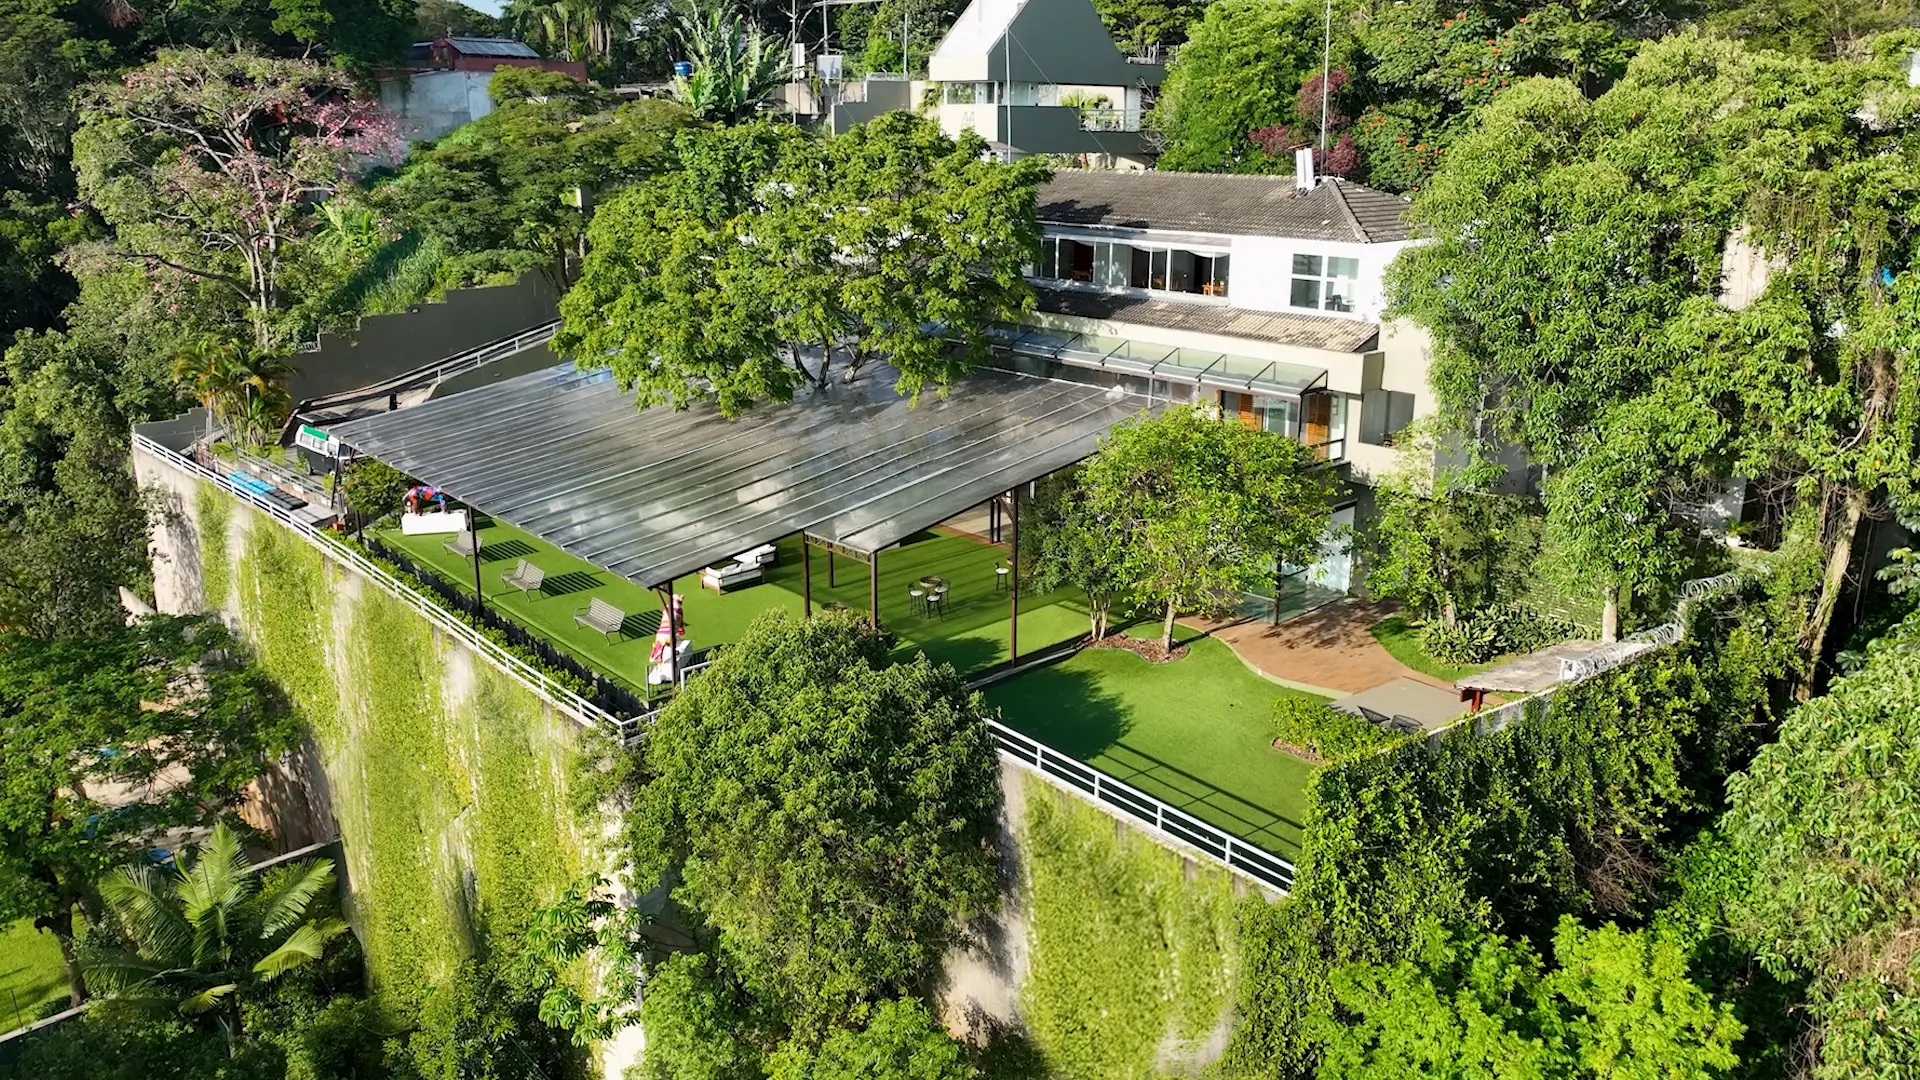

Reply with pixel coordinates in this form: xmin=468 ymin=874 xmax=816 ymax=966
xmin=1088 ymin=632 xmax=1189 ymax=663
xmin=1270 ymin=738 xmax=1325 ymax=765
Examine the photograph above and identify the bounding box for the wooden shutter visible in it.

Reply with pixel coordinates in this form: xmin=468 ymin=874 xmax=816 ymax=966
xmin=1220 ymin=391 xmax=1256 ymax=429
xmin=1305 ymin=393 xmax=1331 ymax=457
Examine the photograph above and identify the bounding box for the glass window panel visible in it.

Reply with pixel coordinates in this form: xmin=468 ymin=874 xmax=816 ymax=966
xmin=1130 ymin=246 xmax=1152 ymax=289
xmin=1212 ymin=254 xmax=1230 ymax=297
xmin=1327 ymin=256 xmax=1360 ymax=279
xmin=1290 ymin=278 xmax=1321 ymax=309
xmin=1151 ymin=249 xmax=1168 ymax=289
xmin=1324 ymin=287 xmax=1354 ymax=313
xmin=1067 ymin=240 xmax=1094 ymax=282
xmin=1256 ymin=397 xmax=1296 ymax=436
xmin=1292 ymin=253 xmax=1321 ymax=275
xmin=1169 ymin=249 xmax=1199 ymax=293
xmin=1095 ymin=243 xmax=1128 ymax=287
xmin=1038 ymin=237 xmax=1057 ymax=279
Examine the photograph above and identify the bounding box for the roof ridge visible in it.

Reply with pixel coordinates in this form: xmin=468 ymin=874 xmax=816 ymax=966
xmin=1322 ymin=182 xmax=1370 ymax=243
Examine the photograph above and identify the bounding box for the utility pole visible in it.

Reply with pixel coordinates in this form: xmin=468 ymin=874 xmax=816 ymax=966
xmin=1318 ymin=0 xmax=1332 ymax=154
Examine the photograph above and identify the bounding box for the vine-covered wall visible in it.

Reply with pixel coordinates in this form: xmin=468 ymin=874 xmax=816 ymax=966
xmin=148 ymin=453 xmax=591 ymax=1016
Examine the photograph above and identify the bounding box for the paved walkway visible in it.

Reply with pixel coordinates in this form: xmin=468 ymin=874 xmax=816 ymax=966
xmin=1189 ymin=598 xmax=1452 ymax=696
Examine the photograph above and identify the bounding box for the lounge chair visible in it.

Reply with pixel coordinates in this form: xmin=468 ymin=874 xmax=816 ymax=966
xmin=700 ymin=561 xmax=762 ymax=592
xmin=444 ymin=532 xmax=481 ymax=558
xmin=1358 ymin=705 xmax=1394 ymax=728
xmin=1390 ymin=714 xmax=1424 ymax=735
xmin=574 ymin=597 xmax=625 ymax=641
xmin=500 ymin=559 xmax=545 ymax=599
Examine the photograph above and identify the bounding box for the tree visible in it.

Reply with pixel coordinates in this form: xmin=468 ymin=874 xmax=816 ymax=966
xmin=1090 ymin=0 xmax=1203 ymax=56
xmin=1020 ymin=469 xmax=1131 ymax=641
xmin=558 ymin=117 xmax=1048 ymax=415
xmin=1076 ymin=407 xmax=1336 ymax=653
xmin=1700 ymin=0 xmax=1918 ymax=59
xmin=374 ymin=73 xmax=690 ymax=287
xmin=1317 ymin=919 xmax=1743 ymax=1079
xmin=628 ymin=610 xmax=1001 ymax=1036
xmin=402 ymin=958 xmax=590 ymax=1080
xmin=72 ymin=49 xmax=399 ymax=351
xmin=171 ymin=338 xmax=292 ymax=443
xmin=770 ymin=997 xmax=976 ymax=1080
xmin=1724 ymin=622 xmax=1920 ymax=1078
xmin=636 ymin=953 xmax=768 ymax=1080
xmin=0 ymin=616 xmax=300 ymax=1005
xmin=1148 ymin=0 xmax=1329 ymax=173
xmin=86 ymin=823 xmax=348 ymax=1050
xmin=1364 ymin=435 xmax=1538 ymax=628
xmin=415 ymin=0 xmax=504 ymax=38
xmin=668 ymin=3 xmax=791 ymax=124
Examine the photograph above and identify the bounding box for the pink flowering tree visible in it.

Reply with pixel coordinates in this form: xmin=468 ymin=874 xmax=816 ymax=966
xmin=71 ymin=48 xmax=401 ymax=351
xmin=1248 ymin=67 xmax=1362 ymax=179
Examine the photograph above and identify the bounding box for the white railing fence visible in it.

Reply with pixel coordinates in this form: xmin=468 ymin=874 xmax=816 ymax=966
xmin=137 ymin=434 xmax=636 ymax=744
xmin=986 ymin=718 xmax=1296 ymax=893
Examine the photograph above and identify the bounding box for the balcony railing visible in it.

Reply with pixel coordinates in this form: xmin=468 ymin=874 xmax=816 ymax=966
xmin=1078 ymin=108 xmax=1143 ymax=132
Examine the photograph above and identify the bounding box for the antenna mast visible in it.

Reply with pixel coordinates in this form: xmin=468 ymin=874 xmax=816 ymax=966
xmin=1318 ymin=0 xmax=1331 ymax=154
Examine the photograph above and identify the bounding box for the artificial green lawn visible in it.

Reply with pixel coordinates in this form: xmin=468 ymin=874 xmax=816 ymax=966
xmin=376 ymin=518 xmax=1090 ymax=687
xmin=1 ymin=918 xmax=66 ymax=1031
xmin=1369 ymin=614 xmax=1491 ymax=682
xmin=984 ymin=633 xmax=1325 ymax=857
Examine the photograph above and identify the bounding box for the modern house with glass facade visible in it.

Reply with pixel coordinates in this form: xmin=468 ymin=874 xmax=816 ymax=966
xmin=977 ymin=167 xmax=1434 ymax=592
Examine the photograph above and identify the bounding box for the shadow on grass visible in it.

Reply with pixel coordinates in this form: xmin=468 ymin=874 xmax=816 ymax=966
xmin=905 ymin=633 xmax=1005 ymax=678
xmin=540 ymin=569 xmax=600 ymax=598
xmin=984 ymin=656 xmax=1132 ymax=762
xmin=479 ymin=538 xmax=537 ymax=563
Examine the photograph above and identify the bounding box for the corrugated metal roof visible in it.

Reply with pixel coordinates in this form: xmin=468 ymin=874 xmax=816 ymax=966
xmin=1033 ymin=288 xmax=1381 ymax=352
xmin=332 ymin=362 xmax=1150 ymax=588
xmin=445 ymin=37 xmax=541 ymax=58
xmin=1036 ymin=172 xmax=1413 ymax=244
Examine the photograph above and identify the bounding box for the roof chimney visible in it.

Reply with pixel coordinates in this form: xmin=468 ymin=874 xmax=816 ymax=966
xmin=1294 ymin=147 xmax=1316 ymax=190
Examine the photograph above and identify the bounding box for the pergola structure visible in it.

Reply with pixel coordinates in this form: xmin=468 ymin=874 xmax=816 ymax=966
xmin=332 ymin=360 xmax=1153 ymax=675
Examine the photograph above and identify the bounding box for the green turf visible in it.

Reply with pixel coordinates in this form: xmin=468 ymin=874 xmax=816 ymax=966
xmin=375 ymin=519 xmax=1090 ymax=687
xmin=983 ymin=632 xmax=1325 ymax=857
xmin=1369 ymin=614 xmax=1490 ymax=682
xmin=1 ymin=918 xmax=67 ymax=1031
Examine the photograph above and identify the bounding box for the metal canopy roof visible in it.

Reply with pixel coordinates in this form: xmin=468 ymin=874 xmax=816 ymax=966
xmin=983 ymin=322 xmax=1328 ymax=398
xmin=331 ymin=362 xmax=1150 ymax=589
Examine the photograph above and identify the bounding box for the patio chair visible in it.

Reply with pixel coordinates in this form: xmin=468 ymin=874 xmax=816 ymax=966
xmin=444 ymin=532 xmax=481 ymax=559
xmin=500 ymin=559 xmax=545 ymax=599
xmin=1358 ymin=705 xmax=1394 ymax=728
xmin=1390 ymin=714 xmax=1424 ymax=735
xmin=574 ymin=597 xmax=626 ymax=642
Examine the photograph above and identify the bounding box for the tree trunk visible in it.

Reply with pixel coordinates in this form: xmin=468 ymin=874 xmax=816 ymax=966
xmin=1802 ymin=487 xmax=1868 ymax=699
xmin=1441 ymin=597 xmax=1458 ymax=629
xmin=1161 ymin=599 xmax=1178 ymax=654
xmin=37 ymin=905 xmax=87 ymax=1007
xmin=1600 ymin=585 xmax=1620 ymax=644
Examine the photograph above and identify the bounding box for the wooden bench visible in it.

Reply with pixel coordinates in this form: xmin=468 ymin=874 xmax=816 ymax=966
xmin=500 ymin=559 xmax=545 ymax=599
xmin=444 ymin=532 xmax=480 ymax=558
xmin=574 ymin=597 xmax=626 ymax=641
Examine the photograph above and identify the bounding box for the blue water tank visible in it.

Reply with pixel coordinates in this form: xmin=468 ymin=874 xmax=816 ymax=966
xmin=673 ymin=61 xmax=694 ymax=78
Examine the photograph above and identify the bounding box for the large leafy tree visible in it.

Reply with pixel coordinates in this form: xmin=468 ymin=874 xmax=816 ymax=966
xmin=72 ymin=48 xmax=399 ymax=351
xmin=1723 ymin=619 xmax=1920 ymax=1078
xmin=375 ymin=68 xmax=692 ymax=288
xmin=87 ymin=823 xmax=348 ymax=1050
xmin=0 ymin=616 xmax=300 ymax=1006
xmin=668 ymin=2 xmax=791 ymax=125
xmin=1318 ymin=918 xmax=1743 ymax=1079
xmin=1076 ymin=406 xmax=1337 ymax=652
xmin=628 ymin=610 xmax=1001 ymax=1037
xmin=559 ymin=115 xmax=1048 ymax=415
xmin=1149 ymin=0 xmax=1330 ymax=172
xmin=1020 ymin=469 xmax=1132 ymax=641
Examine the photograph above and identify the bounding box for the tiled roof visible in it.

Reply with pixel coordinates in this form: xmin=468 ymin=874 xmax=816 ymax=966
xmin=1035 ymin=172 xmax=1413 ymax=244
xmin=1033 ymin=288 xmax=1381 ymax=352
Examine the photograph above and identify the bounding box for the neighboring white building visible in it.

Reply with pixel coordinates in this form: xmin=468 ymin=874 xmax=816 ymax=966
xmin=984 ymin=167 xmax=1435 ymax=592
xmin=829 ymin=0 xmax=1165 ymax=166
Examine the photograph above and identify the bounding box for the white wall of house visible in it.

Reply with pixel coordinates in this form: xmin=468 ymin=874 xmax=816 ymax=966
xmin=1228 ymin=236 xmax=1417 ymax=323
xmin=378 ymin=70 xmax=496 ymax=144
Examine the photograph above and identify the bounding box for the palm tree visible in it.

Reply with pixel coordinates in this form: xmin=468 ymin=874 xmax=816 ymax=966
xmin=172 ymin=338 xmax=248 ymax=440
xmin=172 ymin=339 xmax=295 ymax=445
xmin=87 ymin=824 xmax=348 ymax=1052
xmin=670 ymin=4 xmax=793 ymax=124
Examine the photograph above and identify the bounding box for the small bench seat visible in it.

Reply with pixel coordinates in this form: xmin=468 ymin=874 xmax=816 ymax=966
xmin=444 ymin=532 xmax=481 ymax=558
xmin=574 ymin=597 xmax=625 ymax=641
xmin=500 ymin=559 xmax=545 ymax=599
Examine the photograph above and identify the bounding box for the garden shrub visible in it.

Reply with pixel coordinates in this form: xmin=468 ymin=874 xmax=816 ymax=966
xmin=1225 ymin=607 xmax=1773 ymax=1078
xmin=1421 ymin=601 xmax=1576 ymax=666
xmin=342 ymin=457 xmax=414 ymax=518
xmin=1020 ymin=775 xmax=1238 ymax=1080
xmin=1271 ymin=697 xmax=1407 ymax=763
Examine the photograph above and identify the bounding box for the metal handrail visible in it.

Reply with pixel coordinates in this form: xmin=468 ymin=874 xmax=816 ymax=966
xmin=984 ymin=717 xmax=1296 ymax=893
xmin=136 ymin=434 xmax=638 ymax=744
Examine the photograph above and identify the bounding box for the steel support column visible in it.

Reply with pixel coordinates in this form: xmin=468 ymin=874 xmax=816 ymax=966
xmin=1009 ymin=484 xmax=1020 ymax=664
xmin=869 ymin=550 xmax=880 ymax=629
xmin=802 ymin=536 xmax=812 ymax=617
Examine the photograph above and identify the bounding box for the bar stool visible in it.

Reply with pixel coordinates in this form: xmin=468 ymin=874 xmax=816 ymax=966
xmin=994 ymin=563 xmax=1010 ymax=593
xmin=908 ymin=586 xmax=926 ymax=616
xmin=926 ymin=586 xmax=947 ymax=619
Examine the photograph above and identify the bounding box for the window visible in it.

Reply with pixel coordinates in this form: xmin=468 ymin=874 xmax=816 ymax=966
xmin=1303 ymin=391 xmax=1348 ymax=461
xmin=1034 ymin=236 xmax=1229 ymax=298
xmin=1289 ymin=254 xmax=1360 ymax=313
xmin=942 ymin=82 xmax=996 ymax=105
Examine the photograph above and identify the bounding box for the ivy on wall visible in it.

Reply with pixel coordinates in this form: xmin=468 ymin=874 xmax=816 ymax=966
xmin=1223 ymin=606 xmax=1775 ymax=1078
xmin=1018 ymin=775 xmax=1240 ymax=1080
xmin=195 ymin=481 xmax=231 ymax=613
xmin=204 ymin=488 xmax=587 ymax=1018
